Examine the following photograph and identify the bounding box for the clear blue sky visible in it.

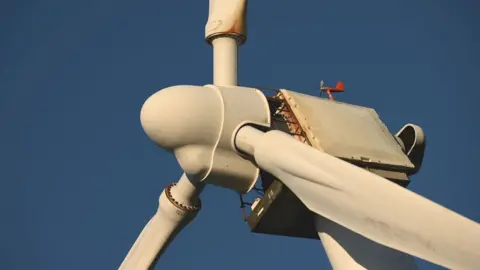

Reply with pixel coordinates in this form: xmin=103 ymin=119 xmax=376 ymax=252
xmin=2 ymin=1 xmax=479 ymax=269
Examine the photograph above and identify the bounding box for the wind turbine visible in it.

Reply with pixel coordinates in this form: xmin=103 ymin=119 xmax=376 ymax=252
xmin=119 ymin=1 xmax=480 ymax=269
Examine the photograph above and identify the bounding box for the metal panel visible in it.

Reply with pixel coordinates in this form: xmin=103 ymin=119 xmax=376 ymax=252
xmin=247 ymin=91 xmax=412 ymax=239
xmin=247 ymin=174 xmax=318 ymax=240
xmin=280 ymin=90 xmax=414 ymax=170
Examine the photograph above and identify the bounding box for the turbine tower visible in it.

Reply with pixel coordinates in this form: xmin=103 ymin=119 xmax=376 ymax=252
xmin=119 ymin=1 xmax=480 ymax=269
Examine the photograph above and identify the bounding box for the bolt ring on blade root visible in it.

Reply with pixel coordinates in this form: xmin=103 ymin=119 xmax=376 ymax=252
xmin=205 ymin=33 xmax=245 ymax=44
xmin=165 ymin=183 xmax=201 ymax=212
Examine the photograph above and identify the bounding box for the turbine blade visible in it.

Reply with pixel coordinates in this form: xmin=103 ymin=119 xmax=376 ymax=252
xmin=120 ymin=210 xmax=176 ymax=270
xmin=120 ymin=175 xmax=202 ymax=270
xmin=235 ymin=127 xmax=480 ymax=270
xmin=315 ymin=214 xmax=419 ymax=270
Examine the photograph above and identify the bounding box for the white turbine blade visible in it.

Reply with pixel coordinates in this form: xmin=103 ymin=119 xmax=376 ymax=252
xmin=315 ymin=214 xmax=419 ymax=270
xmin=235 ymin=126 xmax=480 ymax=270
xmin=120 ymin=175 xmax=202 ymax=270
xmin=120 ymin=210 xmax=176 ymax=270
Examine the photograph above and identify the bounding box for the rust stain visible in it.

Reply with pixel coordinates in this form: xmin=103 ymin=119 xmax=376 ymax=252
xmin=274 ymin=92 xmax=310 ymax=145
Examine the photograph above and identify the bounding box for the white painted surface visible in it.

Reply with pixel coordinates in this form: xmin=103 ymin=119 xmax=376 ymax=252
xmin=315 ymin=215 xmax=418 ymax=270
xmin=280 ymin=89 xmax=414 ymax=169
xmin=140 ymin=85 xmax=269 ymax=192
xmin=212 ymin=37 xmax=238 ymax=86
xmin=122 ymin=1 xmax=252 ymax=266
xmin=235 ymin=125 xmax=480 ymax=270
xmin=119 ymin=174 xmax=202 ymax=270
xmin=205 ymin=0 xmax=246 ymax=42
